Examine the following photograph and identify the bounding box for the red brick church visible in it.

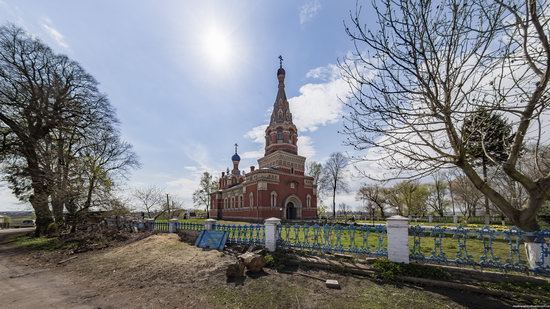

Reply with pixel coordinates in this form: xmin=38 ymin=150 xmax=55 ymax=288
xmin=209 ymin=60 xmax=318 ymax=221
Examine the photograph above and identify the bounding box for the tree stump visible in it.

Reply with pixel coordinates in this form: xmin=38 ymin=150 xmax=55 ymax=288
xmin=238 ymin=252 xmax=266 ymax=272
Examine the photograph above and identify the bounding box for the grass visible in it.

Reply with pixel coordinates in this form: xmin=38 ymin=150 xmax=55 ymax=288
xmin=13 ymin=235 xmax=63 ymax=251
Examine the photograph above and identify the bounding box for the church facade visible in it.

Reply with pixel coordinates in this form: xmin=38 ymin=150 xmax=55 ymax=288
xmin=209 ymin=62 xmax=318 ymax=221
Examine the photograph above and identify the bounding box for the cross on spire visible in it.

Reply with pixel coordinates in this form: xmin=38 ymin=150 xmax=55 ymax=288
xmin=278 ymin=55 xmax=283 ymax=68
xmin=234 ymin=143 xmax=238 ymax=154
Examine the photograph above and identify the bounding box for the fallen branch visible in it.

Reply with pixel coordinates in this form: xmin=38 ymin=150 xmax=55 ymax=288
xmin=57 ymin=256 xmax=78 ymax=265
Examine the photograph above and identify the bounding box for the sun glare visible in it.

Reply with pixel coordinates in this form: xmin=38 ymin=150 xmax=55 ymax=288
xmin=202 ymin=27 xmax=232 ymax=68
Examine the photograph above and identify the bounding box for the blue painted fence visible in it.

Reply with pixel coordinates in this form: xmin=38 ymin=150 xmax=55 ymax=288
xmin=409 ymin=225 xmax=550 ymax=275
xmin=152 ymin=220 xmax=550 ymax=276
xmin=277 ymin=223 xmax=388 ymax=257
xmin=213 ymin=223 xmax=265 ymax=245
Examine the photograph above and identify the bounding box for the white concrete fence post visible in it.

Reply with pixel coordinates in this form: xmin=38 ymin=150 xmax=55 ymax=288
xmin=264 ymin=217 xmax=281 ymax=252
xmin=428 ymin=215 xmax=433 ymax=223
xmin=386 ymin=215 xmax=410 ymax=264
xmin=453 ymin=215 xmax=458 ymax=224
xmin=168 ymin=218 xmax=178 ymax=233
xmin=205 ymin=218 xmax=217 ymax=231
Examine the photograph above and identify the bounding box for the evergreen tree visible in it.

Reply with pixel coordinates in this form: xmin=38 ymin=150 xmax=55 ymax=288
xmin=463 ymin=108 xmax=513 ymax=216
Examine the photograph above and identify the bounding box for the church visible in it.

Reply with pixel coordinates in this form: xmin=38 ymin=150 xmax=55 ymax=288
xmin=209 ymin=59 xmax=318 ymax=221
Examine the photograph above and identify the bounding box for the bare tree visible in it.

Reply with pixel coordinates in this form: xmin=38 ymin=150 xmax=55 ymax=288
xmin=338 ymin=202 xmax=351 ymax=217
xmin=426 ymin=172 xmax=449 ymax=216
xmin=341 ymin=0 xmax=550 ymax=231
xmin=192 ymin=171 xmax=218 ymax=218
xmin=134 ymin=185 xmax=164 ymax=218
xmin=306 ymin=160 xmax=325 ymax=208
xmin=453 ymin=174 xmax=484 ymax=218
xmin=358 ymin=184 xmax=387 ymax=218
xmin=320 ymin=152 xmax=349 ymax=218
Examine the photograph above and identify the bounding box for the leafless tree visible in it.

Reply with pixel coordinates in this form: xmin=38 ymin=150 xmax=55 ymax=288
xmin=134 ymin=185 xmax=164 ymax=218
xmin=192 ymin=171 xmax=218 ymax=218
xmin=320 ymin=152 xmax=349 ymax=218
xmin=358 ymin=184 xmax=388 ymax=218
xmin=453 ymin=174 xmax=485 ymax=218
xmin=341 ymin=0 xmax=550 ymax=231
xmin=338 ymin=202 xmax=351 ymax=217
xmin=426 ymin=172 xmax=449 ymax=216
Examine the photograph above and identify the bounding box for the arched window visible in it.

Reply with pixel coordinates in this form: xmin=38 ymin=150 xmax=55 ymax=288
xmin=291 ymin=167 xmax=294 ymax=174
xmin=270 ymin=191 xmax=277 ymax=207
xmin=231 ymin=197 xmax=235 ymax=208
xmin=224 ymin=198 xmax=228 ymax=209
xmin=306 ymin=195 xmax=312 ymax=208
xmin=249 ymin=192 xmax=254 ymax=207
xmin=277 ymin=130 xmax=283 ymax=143
xmin=239 ymin=195 xmax=243 ymax=208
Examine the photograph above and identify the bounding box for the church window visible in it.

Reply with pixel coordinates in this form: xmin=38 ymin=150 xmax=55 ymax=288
xmin=290 ymin=182 xmax=296 ymax=189
xmin=270 ymin=191 xmax=277 ymax=207
xmin=291 ymin=167 xmax=294 ymax=174
xmin=240 ymin=195 xmax=243 ymax=208
xmin=277 ymin=130 xmax=283 ymax=143
xmin=249 ymin=192 xmax=254 ymax=207
xmin=306 ymin=195 xmax=311 ymax=208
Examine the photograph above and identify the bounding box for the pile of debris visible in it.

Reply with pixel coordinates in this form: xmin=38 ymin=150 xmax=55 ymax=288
xmin=60 ymin=218 xmax=151 ymax=253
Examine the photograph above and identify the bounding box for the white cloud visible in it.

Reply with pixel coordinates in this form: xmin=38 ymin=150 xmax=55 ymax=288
xmin=41 ymin=18 xmax=69 ymax=49
xmin=290 ymin=64 xmax=349 ymax=132
xmin=297 ymin=135 xmax=316 ymax=158
xmin=299 ymin=0 xmax=322 ymax=24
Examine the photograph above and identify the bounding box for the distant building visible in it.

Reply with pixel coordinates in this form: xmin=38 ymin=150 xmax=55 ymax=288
xmin=210 ymin=62 xmax=318 ymax=221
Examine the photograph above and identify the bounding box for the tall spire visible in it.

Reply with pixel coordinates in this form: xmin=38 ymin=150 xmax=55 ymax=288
xmin=264 ymin=57 xmax=298 ymax=156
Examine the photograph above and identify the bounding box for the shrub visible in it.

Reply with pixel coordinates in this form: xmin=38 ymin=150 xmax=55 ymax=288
xmin=371 ymin=259 xmax=451 ymax=281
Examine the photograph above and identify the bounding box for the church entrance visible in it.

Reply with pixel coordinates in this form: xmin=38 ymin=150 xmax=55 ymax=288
xmin=284 ymin=195 xmax=301 ymax=220
xmin=286 ymin=202 xmax=296 ymax=220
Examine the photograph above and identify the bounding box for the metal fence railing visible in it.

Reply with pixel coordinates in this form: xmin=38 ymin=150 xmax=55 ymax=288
xmin=213 ymin=223 xmax=265 ymax=245
xmin=277 ymin=223 xmax=387 ymax=257
xmin=409 ymin=225 xmax=550 ymax=275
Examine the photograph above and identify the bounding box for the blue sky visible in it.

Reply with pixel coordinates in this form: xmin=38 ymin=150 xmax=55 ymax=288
xmin=0 ymin=0 xmax=371 ymax=210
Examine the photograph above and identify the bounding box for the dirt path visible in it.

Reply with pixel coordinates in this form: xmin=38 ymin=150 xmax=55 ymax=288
xmin=0 ymin=229 xmax=103 ymax=309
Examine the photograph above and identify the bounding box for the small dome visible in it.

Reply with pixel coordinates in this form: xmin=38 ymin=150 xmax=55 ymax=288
xmin=232 ymin=153 xmax=241 ymax=161
xmin=277 ymin=67 xmax=285 ymax=76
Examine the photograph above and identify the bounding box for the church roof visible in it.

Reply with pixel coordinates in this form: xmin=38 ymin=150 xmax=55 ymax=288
xmin=269 ymin=60 xmax=294 ymax=127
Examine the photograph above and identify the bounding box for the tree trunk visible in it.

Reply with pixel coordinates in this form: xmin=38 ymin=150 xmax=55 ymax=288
xmin=482 ymin=157 xmax=490 ymax=216
xmin=31 ymin=181 xmax=53 ymax=237
xmin=51 ymin=195 xmax=64 ymax=224
xmin=332 ymin=186 xmax=336 ymax=218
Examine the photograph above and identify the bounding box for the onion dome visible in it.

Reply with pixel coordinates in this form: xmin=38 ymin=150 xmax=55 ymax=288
xmin=232 ymin=143 xmax=241 ymax=161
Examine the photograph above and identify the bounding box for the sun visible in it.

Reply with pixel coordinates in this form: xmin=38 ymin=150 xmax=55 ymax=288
xmin=202 ymin=26 xmax=232 ymax=68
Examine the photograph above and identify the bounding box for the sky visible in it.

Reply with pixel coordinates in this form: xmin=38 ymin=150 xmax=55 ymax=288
xmin=0 ymin=0 xmax=373 ymax=211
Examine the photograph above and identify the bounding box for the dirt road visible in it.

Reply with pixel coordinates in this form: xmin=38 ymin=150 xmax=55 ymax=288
xmin=0 ymin=228 xmax=103 ymax=309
